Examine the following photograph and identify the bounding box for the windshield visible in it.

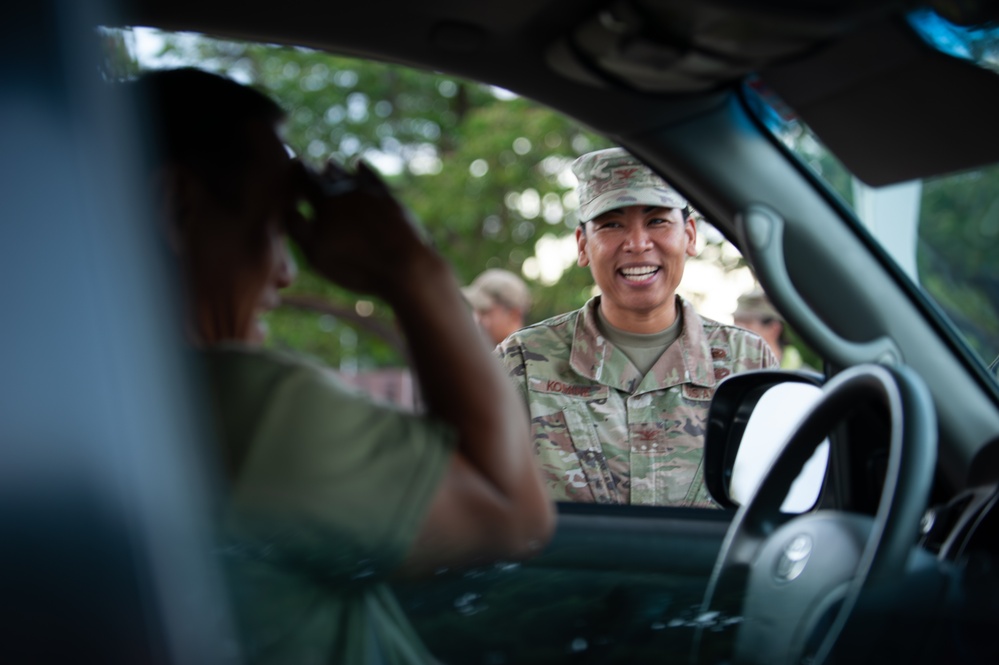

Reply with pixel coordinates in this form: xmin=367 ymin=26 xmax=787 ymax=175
xmin=744 ymin=10 xmax=999 ymax=379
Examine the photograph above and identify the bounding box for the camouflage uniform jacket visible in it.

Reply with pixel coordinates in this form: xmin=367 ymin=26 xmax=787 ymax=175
xmin=497 ymin=296 xmax=777 ymax=507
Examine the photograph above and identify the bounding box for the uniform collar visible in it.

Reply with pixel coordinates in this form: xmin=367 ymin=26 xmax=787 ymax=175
xmin=569 ymin=295 xmax=716 ymax=394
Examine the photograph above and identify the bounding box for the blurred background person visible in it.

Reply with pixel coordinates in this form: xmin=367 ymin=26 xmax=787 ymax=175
xmin=463 ymin=268 xmax=533 ymax=346
xmin=732 ymin=288 xmax=807 ymax=370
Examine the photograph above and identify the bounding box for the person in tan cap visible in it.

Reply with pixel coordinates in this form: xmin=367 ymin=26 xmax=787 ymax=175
xmin=496 ymin=147 xmax=777 ymax=507
xmin=733 ymin=288 xmax=805 ymax=370
xmin=463 ymin=268 xmax=533 ymax=346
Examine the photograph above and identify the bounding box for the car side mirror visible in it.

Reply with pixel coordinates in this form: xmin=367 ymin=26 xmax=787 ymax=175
xmin=704 ymin=370 xmax=829 ymax=512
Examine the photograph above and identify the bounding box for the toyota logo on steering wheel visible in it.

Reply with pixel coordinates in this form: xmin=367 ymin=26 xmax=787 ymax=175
xmin=775 ymin=534 xmax=813 ymax=582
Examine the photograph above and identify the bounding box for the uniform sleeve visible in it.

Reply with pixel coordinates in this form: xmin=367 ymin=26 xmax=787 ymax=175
xmin=728 ymin=328 xmax=779 ymax=373
xmin=762 ymin=342 xmax=779 ymax=369
xmin=495 ymin=337 xmax=531 ymax=409
xmin=227 ymin=361 xmax=456 ymax=577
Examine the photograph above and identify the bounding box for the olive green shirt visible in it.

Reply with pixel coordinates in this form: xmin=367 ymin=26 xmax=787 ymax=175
xmin=497 ymin=296 xmax=777 ymax=507
xmin=204 ymin=346 xmax=454 ymax=664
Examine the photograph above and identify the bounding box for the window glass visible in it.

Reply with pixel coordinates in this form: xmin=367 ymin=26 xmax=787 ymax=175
xmin=107 ymin=28 xmax=793 ymax=392
xmin=744 ymin=10 xmax=999 ymax=377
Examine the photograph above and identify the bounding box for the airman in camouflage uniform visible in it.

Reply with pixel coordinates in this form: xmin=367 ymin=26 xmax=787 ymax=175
xmin=497 ymin=148 xmax=777 ymax=507
xmin=497 ymin=296 xmax=775 ymax=506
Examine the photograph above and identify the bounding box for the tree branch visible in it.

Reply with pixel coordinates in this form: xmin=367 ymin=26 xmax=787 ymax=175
xmin=279 ymin=293 xmax=408 ymax=357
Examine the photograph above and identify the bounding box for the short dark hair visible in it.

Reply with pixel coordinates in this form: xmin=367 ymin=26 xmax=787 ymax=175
xmin=129 ymin=68 xmax=285 ymax=205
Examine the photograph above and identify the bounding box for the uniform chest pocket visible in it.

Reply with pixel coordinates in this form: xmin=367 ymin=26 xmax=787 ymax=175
xmin=525 ymin=381 xmax=619 ymax=503
xmin=526 ymin=379 xmax=607 ymax=456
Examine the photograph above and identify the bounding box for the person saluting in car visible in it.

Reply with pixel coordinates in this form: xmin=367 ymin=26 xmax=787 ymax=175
xmin=497 ymin=148 xmax=777 ymax=507
xmin=131 ymin=68 xmax=553 ymax=664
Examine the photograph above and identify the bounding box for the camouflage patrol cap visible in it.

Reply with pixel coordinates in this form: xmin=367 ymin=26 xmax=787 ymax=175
xmin=734 ymin=289 xmax=781 ymax=322
xmin=462 ymin=269 xmax=532 ymax=312
xmin=572 ymin=147 xmax=688 ymax=222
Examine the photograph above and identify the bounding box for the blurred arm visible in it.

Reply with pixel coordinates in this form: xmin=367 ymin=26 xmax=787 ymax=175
xmin=287 ymin=161 xmax=554 ymax=575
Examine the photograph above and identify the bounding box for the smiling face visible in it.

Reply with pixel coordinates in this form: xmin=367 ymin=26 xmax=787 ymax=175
xmin=576 ymin=204 xmax=696 ymax=333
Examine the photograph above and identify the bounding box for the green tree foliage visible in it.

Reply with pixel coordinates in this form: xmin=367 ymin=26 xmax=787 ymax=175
xmin=136 ymin=30 xmax=611 ymax=369
xmin=917 ymin=165 xmax=999 ymax=361
xmin=97 ymin=27 xmax=142 ymax=81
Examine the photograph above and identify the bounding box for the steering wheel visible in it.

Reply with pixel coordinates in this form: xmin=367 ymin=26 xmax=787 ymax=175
xmin=693 ymin=364 xmax=936 ymax=665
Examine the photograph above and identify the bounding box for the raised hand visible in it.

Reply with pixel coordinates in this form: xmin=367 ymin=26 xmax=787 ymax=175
xmin=286 ymin=159 xmax=437 ymax=303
